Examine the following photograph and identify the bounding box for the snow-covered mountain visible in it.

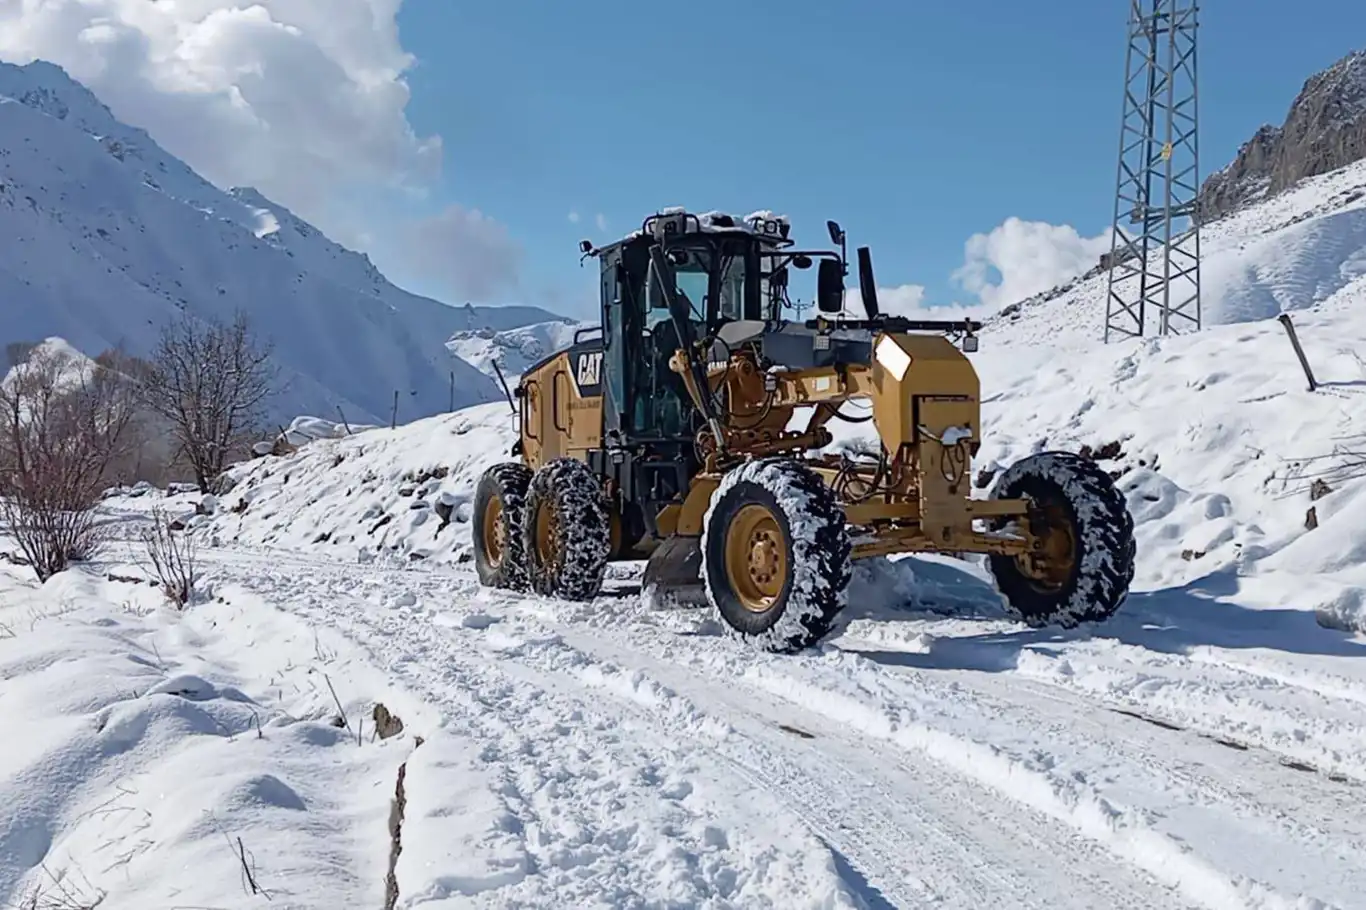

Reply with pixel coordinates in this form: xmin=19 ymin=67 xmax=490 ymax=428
xmin=445 ymin=319 xmax=589 ymax=381
xmin=989 ymin=157 xmax=1366 ymax=343
xmin=1199 ymin=47 xmax=1366 ymax=222
xmin=0 ymin=59 xmax=566 ymax=425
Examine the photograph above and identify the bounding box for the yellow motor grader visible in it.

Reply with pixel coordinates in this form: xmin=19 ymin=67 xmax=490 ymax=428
xmin=472 ymin=209 xmax=1135 ymax=652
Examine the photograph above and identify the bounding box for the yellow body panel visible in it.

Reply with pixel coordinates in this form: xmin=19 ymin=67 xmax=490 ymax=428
xmin=515 ymin=327 xmax=1033 ymax=564
xmin=677 ymin=330 xmax=1033 ymax=557
xmin=519 ymin=350 xmax=602 ymax=471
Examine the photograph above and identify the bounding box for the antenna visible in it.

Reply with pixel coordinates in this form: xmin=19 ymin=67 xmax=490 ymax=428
xmin=1103 ymin=0 xmax=1202 ymax=341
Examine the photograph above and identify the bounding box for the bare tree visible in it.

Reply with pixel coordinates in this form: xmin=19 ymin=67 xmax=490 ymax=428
xmin=91 ymin=348 xmax=189 ymax=488
xmin=138 ymin=311 xmax=277 ymax=493
xmin=4 ymin=340 xmax=38 ymax=373
xmin=0 ymin=343 xmax=139 ymax=580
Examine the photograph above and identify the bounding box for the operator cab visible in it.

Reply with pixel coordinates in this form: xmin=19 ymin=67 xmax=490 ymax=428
xmin=571 ymin=206 xmax=982 ymax=542
xmin=581 ymin=208 xmax=847 ymax=451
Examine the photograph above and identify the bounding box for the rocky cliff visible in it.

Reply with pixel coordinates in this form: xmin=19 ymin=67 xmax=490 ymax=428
xmin=1198 ymin=48 xmax=1366 ymax=222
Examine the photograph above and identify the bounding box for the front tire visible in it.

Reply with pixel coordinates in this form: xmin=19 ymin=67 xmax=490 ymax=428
xmin=702 ymin=458 xmax=852 ymax=653
xmin=472 ymin=462 xmax=532 ymax=590
xmin=986 ymin=451 xmax=1136 ymax=628
xmin=522 ymin=458 xmax=610 ymax=601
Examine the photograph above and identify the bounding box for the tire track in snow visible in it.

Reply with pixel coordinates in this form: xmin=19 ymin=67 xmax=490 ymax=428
xmin=857 ymin=657 xmax=1366 ymax=867
xmin=206 ymin=562 xmax=871 ymax=908
xmin=191 ymin=544 xmax=1354 ymax=908
xmin=197 ymin=548 xmax=1189 ymax=910
xmin=477 ymin=591 xmax=1357 ymax=909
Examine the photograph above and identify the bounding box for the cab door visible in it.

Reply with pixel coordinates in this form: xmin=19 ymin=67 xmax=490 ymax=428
xmin=601 ymin=249 xmax=629 ymax=445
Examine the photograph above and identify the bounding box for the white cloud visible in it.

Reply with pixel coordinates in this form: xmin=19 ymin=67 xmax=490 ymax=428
xmin=841 ymin=284 xmax=995 ymax=323
xmin=595 ymin=213 xmax=607 ymax=232
xmin=568 ymin=211 xmax=581 ymax=224
xmin=0 ymin=0 xmax=441 ymax=236
xmin=841 ymin=284 xmax=920 ymax=315
xmin=952 ymin=216 xmax=1111 ymax=309
xmin=395 ymin=204 xmax=522 ymax=302
xmin=873 ymin=284 xmax=926 ymax=316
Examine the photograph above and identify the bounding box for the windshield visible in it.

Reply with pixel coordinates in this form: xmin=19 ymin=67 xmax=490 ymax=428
xmin=645 ymin=247 xmax=748 ymax=330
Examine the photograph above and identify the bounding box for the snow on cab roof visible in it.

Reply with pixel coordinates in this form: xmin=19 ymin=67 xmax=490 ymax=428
xmin=621 ymin=207 xmax=792 ymax=242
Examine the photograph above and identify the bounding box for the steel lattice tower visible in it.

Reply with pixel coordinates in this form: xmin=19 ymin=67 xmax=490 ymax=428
xmin=1103 ymin=0 xmax=1201 ymax=342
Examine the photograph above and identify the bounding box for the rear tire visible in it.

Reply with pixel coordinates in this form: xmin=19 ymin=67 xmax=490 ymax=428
xmin=522 ymin=458 xmax=610 ymax=601
xmin=472 ymin=462 xmax=532 ymax=591
xmin=986 ymin=451 xmax=1135 ymax=628
xmin=702 ymin=458 xmax=851 ymax=653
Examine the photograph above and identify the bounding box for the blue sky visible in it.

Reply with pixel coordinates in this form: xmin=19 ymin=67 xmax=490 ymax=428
xmin=385 ymin=0 xmax=1366 ymax=321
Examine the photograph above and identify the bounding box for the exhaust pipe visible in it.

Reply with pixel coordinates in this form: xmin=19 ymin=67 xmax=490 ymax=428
xmin=857 ymin=246 xmax=881 ymax=319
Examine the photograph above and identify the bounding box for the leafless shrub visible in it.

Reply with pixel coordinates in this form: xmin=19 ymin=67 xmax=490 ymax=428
xmin=10 ymin=864 xmax=107 ymax=909
xmin=140 ymin=506 xmax=197 ymax=608
xmin=137 ymin=310 xmax=278 ymax=493
xmin=0 ymin=343 xmax=139 ymax=581
xmin=4 ymin=340 xmax=39 ymax=373
xmin=1278 ymin=431 xmax=1366 ymax=500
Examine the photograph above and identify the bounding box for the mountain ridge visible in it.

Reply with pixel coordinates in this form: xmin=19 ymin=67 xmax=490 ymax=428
xmin=1198 ymin=47 xmax=1366 ymax=222
xmin=0 ymin=59 xmax=567 ymax=425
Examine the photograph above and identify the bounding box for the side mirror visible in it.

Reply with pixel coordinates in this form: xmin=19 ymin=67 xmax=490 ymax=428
xmin=826 ymin=220 xmax=844 ymax=246
xmin=579 ymin=239 xmax=593 ymax=253
xmin=816 ymin=259 xmax=844 ymax=314
xmin=962 ymin=334 xmax=979 ymax=353
xmin=791 ymin=254 xmax=813 ymax=270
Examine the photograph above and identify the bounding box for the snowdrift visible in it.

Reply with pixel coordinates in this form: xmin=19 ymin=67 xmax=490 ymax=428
xmin=0 ymin=561 xmax=417 ymax=909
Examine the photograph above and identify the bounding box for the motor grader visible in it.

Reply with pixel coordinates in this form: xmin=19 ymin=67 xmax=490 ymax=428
xmin=472 ymin=209 xmax=1136 ymax=652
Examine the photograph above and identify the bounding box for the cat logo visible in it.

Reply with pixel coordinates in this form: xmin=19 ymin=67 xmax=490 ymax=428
xmin=575 ymin=350 xmax=603 ymax=390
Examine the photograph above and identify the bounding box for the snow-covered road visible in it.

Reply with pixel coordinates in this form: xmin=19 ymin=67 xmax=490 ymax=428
xmin=184 ymin=540 xmax=1366 ymax=910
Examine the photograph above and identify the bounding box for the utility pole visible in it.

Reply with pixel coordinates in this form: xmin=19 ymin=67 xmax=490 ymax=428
xmin=1103 ymin=0 xmax=1202 ymax=342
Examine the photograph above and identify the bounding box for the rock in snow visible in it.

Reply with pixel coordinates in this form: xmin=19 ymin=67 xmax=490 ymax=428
xmin=1198 ymin=47 xmax=1366 ymax=222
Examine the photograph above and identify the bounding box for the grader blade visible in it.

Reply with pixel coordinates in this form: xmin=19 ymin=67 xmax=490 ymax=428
xmin=641 ymin=536 xmax=708 ymax=609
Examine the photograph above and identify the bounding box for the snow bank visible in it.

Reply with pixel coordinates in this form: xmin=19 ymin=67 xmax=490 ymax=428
xmin=200 ymin=404 xmax=518 ymax=564
xmin=0 ymin=561 xmax=416 ymax=908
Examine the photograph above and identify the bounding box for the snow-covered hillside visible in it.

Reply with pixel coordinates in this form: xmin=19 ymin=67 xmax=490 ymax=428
xmin=446 ymin=320 xmax=588 ymax=380
xmin=992 ymin=157 xmax=1366 ymax=346
xmin=0 ymin=60 xmax=565 ymax=425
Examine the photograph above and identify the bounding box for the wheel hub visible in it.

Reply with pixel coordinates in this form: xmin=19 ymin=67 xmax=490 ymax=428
xmin=724 ymin=504 xmax=787 ymax=613
xmin=534 ymin=501 xmax=561 ymax=574
xmin=1018 ymin=502 xmax=1077 ymax=592
xmin=481 ymin=498 xmax=505 ymax=567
